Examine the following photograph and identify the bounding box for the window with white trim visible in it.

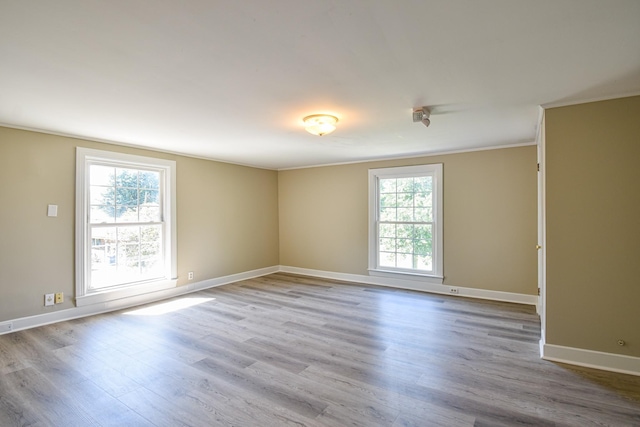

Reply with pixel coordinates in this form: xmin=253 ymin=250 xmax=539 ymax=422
xmin=368 ymin=164 xmax=443 ymax=283
xmin=76 ymin=148 xmax=177 ymax=305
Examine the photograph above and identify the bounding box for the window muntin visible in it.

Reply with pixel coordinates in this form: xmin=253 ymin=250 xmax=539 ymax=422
xmin=369 ymin=164 xmax=443 ymax=281
xmin=88 ymin=165 xmax=164 ymax=289
xmin=76 ymin=148 xmax=176 ymax=304
xmin=378 ymin=176 xmax=434 ymax=271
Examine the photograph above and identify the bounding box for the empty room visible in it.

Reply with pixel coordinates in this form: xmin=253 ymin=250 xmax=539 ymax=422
xmin=1 ymin=1 xmax=639 ymax=426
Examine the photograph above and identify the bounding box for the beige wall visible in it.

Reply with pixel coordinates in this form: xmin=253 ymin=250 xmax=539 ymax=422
xmin=0 ymin=127 xmax=279 ymax=322
xmin=279 ymin=146 xmax=538 ymax=295
xmin=545 ymin=96 xmax=640 ymax=357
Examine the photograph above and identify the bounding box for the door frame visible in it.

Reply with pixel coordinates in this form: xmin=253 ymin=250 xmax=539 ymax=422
xmin=536 ymin=106 xmax=547 ymax=355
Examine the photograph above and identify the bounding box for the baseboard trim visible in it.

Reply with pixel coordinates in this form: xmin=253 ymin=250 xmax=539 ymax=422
xmin=278 ymin=266 xmax=537 ymax=306
xmin=1 ymin=265 xmax=279 ymax=335
xmin=542 ymin=344 xmax=640 ymax=377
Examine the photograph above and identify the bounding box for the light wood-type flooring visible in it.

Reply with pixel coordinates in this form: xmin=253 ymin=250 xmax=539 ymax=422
xmin=1 ymin=273 xmax=639 ymax=426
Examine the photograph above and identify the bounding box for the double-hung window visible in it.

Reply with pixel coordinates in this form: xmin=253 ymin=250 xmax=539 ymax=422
xmin=368 ymin=164 xmax=443 ymax=283
xmin=76 ymin=148 xmax=177 ymax=305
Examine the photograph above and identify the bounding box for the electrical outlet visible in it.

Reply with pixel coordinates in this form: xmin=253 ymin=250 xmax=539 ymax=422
xmin=449 ymin=287 xmax=459 ymax=295
xmin=188 ymin=271 xmax=194 ymax=280
xmin=45 ymin=293 xmax=55 ymax=306
xmin=55 ymin=292 xmax=64 ymax=304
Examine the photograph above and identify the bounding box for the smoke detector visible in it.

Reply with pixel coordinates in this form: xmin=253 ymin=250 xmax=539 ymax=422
xmin=412 ymin=107 xmax=431 ymax=127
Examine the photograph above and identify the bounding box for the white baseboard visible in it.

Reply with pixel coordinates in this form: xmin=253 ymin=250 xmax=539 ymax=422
xmin=8 ymin=265 xmax=635 ymax=378
xmin=278 ymin=265 xmax=538 ymax=306
xmin=1 ymin=265 xmax=279 ymax=335
xmin=542 ymin=343 xmax=640 ymax=377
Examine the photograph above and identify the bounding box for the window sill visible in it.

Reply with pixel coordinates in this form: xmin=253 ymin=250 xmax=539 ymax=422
xmin=75 ymin=278 xmax=178 ymax=307
xmin=368 ymin=269 xmax=444 ymax=284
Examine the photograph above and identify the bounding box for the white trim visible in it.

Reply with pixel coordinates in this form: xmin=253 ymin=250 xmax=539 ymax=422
xmin=75 ymin=279 xmax=178 ymax=307
xmin=75 ymin=147 xmax=177 ymax=304
xmin=541 ymin=90 xmax=640 ymax=109
xmin=0 ymin=321 xmax=13 ymax=333
xmin=368 ymin=269 xmax=443 ymax=284
xmin=279 ymin=265 xmax=537 ymax=305
xmin=0 ymin=266 xmax=279 ymax=335
xmin=542 ymin=344 xmax=640 ymax=377
xmin=536 ymin=107 xmax=547 ymax=349
xmin=368 ymin=163 xmax=444 ymax=279
xmin=0 ymin=122 xmax=538 ymax=172
xmin=0 ymin=123 xmax=274 ymax=171
xmin=279 ymin=141 xmax=537 ymax=171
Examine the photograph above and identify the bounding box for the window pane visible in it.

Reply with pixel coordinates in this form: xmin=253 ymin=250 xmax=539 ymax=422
xmin=380 ymin=193 xmax=396 ymax=208
xmin=396 ymin=238 xmax=413 ymax=254
xmin=414 ymin=207 xmax=432 ymax=222
xmin=90 ymin=186 xmax=114 ymax=205
xmin=397 ymin=224 xmax=413 ymax=239
xmin=139 ymin=206 xmax=161 ymax=222
xmin=116 ymin=188 xmax=138 ymax=206
xmin=396 ymin=178 xmax=413 ymax=193
xmin=140 ymin=225 xmax=162 ymax=275
xmin=397 ymin=208 xmax=413 ymax=222
xmin=116 ymin=168 xmax=139 ymax=188
xmin=414 ymin=224 xmax=432 ymax=242
xmin=119 ymin=244 xmax=140 ymax=269
xmin=380 ymin=207 xmax=396 ymax=221
xmin=414 ymin=192 xmax=432 ymax=207
xmin=414 ymin=225 xmax=433 ymax=258
xmin=89 ymin=224 xmax=164 ymax=290
xmin=379 ymin=238 xmax=395 ymax=252
xmin=414 ymin=176 xmax=432 ymax=193
xmin=139 ymin=189 xmax=159 ymax=206
xmin=379 ymin=223 xmax=396 ymax=238
xmin=90 ymin=227 xmax=117 ymax=288
xmin=380 ymin=252 xmax=396 ymax=267
xmin=90 ymin=205 xmax=115 ymax=223
xmin=397 ymin=193 xmax=413 ymax=207
xmin=397 ymin=253 xmax=412 ymax=268
xmin=139 ymin=170 xmax=160 ymax=189
xmin=118 ymin=226 xmax=139 ymax=243
xmin=90 ymin=165 xmax=114 ymax=186
xmin=379 ymin=178 xmax=396 ymax=193
xmin=415 ymin=255 xmax=432 ymax=271
xmin=116 ymin=206 xmax=138 ymax=223
xmin=414 ymin=238 xmax=431 ymax=256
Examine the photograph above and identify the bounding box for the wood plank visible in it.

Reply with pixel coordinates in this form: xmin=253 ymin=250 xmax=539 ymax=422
xmin=0 ymin=272 xmax=638 ymax=426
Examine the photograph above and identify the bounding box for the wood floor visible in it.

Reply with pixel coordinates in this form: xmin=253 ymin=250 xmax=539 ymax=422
xmin=0 ymin=273 xmax=638 ymax=426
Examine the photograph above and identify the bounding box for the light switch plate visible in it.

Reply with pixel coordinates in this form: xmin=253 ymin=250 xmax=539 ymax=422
xmin=47 ymin=204 xmax=58 ymax=217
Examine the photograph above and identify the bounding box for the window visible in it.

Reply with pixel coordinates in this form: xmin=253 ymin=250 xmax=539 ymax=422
xmin=76 ymin=148 xmax=177 ymax=305
xmin=368 ymin=164 xmax=443 ymax=282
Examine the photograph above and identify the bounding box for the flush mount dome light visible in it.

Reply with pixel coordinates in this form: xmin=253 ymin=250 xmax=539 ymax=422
xmin=303 ymin=114 xmax=338 ymax=136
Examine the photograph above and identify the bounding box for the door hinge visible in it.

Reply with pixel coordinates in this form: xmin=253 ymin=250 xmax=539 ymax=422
xmin=538 ymin=288 xmax=541 ymax=296
xmin=537 ymin=163 xmax=540 ymax=172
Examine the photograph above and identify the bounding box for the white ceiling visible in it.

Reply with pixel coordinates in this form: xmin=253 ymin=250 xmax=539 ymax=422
xmin=1 ymin=1 xmax=639 ymax=169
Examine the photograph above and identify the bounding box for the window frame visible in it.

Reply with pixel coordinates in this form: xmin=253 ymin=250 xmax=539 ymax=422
xmin=75 ymin=147 xmax=177 ymax=306
xmin=368 ymin=164 xmax=444 ymax=283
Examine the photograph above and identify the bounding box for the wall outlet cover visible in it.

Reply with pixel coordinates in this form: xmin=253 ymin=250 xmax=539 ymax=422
xmin=45 ymin=293 xmax=55 ymax=306
xmin=55 ymin=292 xmax=64 ymax=304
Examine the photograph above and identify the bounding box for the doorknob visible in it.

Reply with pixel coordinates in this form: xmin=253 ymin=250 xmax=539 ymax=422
xmin=536 ymin=245 xmax=542 ymax=250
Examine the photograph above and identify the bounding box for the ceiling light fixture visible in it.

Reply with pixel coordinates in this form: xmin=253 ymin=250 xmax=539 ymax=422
xmin=303 ymin=114 xmax=338 ymax=136
xmin=412 ymin=107 xmax=431 ymax=127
